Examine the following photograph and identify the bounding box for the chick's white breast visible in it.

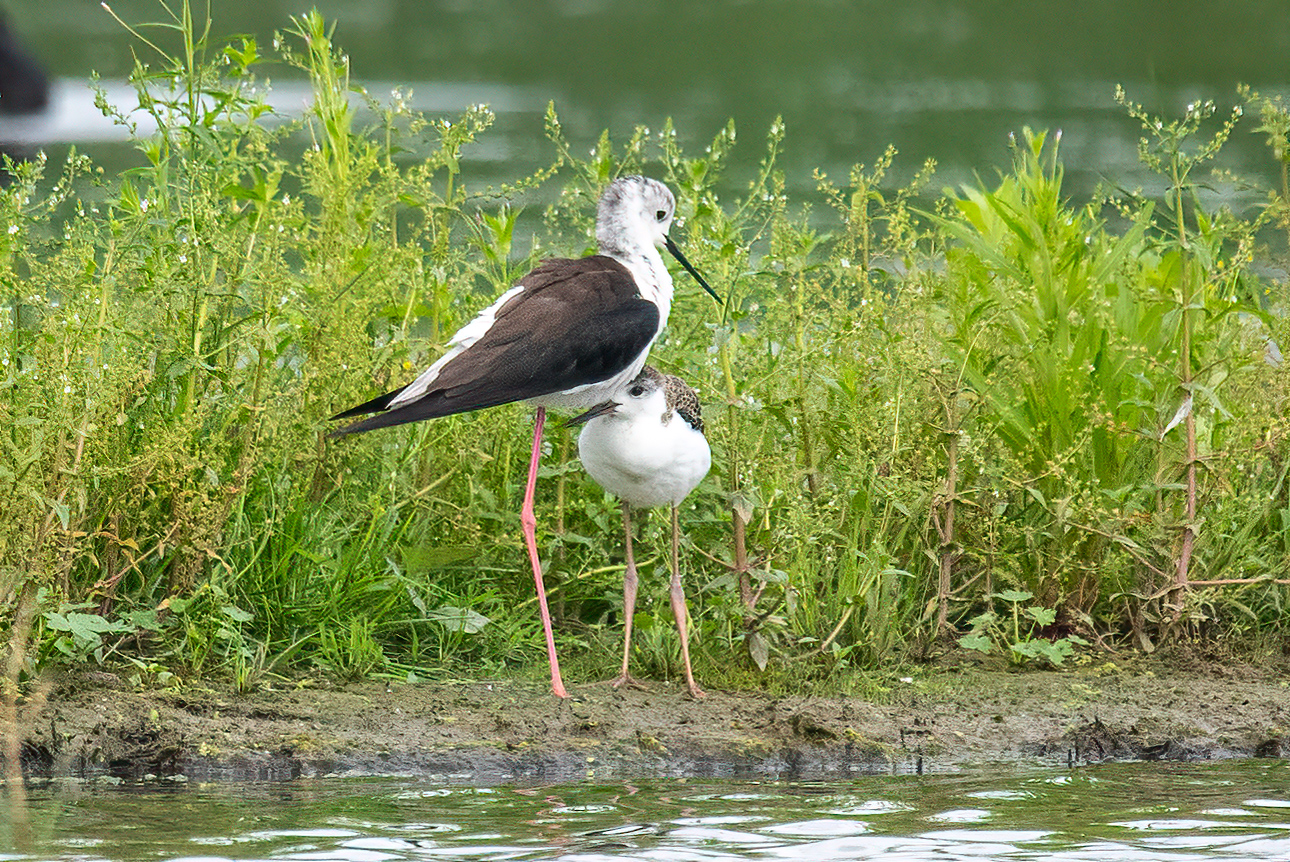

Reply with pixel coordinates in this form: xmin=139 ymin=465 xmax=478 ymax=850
xmin=578 ymin=414 xmax=710 ymax=509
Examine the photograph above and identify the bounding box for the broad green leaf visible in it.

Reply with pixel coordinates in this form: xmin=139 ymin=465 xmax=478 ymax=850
xmin=747 ymin=630 xmax=769 ymax=671
xmin=428 ymin=606 xmax=490 ymax=634
xmin=958 ymin=633 xmax=994 ymax=653
xmin=994 ymin=590 xmax=1033 ymax=604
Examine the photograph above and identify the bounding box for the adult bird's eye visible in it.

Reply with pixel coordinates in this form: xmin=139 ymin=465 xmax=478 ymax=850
xmin=629 ymin=385 xmax=646 ymax=397
xmin=655 ymin=209 xmax=667 ymax=222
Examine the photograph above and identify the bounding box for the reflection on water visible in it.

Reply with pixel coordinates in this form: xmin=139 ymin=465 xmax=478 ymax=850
xmin=4 ymin=761 xmax=1290 ymax=862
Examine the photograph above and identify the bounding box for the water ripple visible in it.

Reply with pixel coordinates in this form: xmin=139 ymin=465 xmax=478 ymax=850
xmin=9 ymin=762 xmax=1290 ymax=862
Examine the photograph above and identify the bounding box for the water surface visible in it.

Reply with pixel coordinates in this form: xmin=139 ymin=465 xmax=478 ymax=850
xmin=6 ymin=761 xmax=1290 ymax=861
xmin=9 ymin=1 xmax=1290 ymax=201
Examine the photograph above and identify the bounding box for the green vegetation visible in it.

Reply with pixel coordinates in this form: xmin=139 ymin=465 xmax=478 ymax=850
xmin=4 ymin=5 xmax=1290 ymax=699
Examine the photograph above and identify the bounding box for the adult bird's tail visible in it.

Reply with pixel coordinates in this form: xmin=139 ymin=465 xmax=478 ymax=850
xmin=327 ymin=385 xmax=422 ymax=437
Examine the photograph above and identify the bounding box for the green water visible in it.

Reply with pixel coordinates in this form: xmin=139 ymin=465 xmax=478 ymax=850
xmin=15 ymin=1 xmax=1290 ymax=199
xmin=6 ymin=761 xmax=1290 ymax=861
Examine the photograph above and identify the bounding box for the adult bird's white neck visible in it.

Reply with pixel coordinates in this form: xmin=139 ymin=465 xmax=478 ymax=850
xmin=606 ymin=245 xmax=673 ymax=334
xmin=594 ymin=175 xmax=682 ymax=332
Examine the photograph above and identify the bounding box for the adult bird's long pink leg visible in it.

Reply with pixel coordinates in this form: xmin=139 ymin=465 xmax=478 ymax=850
xmin=611 ymin=501 xmax=644 ymax=690
xmin=520 ymin=407 xmax=569 ymax=698
xmin=669 ymin=504 xmax=705 ymax=698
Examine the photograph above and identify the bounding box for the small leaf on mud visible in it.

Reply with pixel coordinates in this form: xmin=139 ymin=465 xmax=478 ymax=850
xmin=1011 ymin=637 xmax=1075 ymax=667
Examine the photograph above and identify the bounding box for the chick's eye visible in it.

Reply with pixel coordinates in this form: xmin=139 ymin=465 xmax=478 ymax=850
xmin=629 ymin=385 xmax=646 ymax=397
xmin=655 ymin=209 xmax=667 ymax=222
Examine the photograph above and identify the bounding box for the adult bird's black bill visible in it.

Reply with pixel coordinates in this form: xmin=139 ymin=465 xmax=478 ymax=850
xmin=664 ymin=236 xmax=721 ymax=303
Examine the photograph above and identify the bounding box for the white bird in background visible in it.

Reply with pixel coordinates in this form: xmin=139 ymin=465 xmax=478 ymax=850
xmin=570 ymin=365 xmax=711 ymax=699
xmin=330 ymin=176 xmax=719 ymax=699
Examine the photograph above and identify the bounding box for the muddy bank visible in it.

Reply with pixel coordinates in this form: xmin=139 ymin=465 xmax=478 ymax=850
xmin=11 ymin=659 xmax=1290 ymax=783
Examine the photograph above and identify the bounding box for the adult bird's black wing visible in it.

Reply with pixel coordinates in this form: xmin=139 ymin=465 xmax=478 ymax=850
xmin=330 ymin=255 xmax=659 ymax=436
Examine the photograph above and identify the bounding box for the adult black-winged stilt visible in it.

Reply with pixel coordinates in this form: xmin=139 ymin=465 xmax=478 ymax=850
xmin=569 ymin=366 xmax=711 ymax=699
xmin=330 ymin=176 xmax=718 ymax=699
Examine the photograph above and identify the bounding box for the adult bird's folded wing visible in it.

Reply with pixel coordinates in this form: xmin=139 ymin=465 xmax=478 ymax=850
xmin=329 ymin=256 xmax=659 ymax=437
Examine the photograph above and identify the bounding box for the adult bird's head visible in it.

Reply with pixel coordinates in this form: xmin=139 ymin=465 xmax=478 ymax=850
xmin=596 ymin=176 xmax=722 ymax=304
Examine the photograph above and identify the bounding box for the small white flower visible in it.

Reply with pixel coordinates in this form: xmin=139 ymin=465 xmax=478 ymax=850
xmin=7 ymin=224 xmax=17 ymax=235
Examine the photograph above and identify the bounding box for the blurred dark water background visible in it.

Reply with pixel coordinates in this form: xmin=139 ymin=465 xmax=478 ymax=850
xmin=6 ymin=1 xmax=1290 ymax=208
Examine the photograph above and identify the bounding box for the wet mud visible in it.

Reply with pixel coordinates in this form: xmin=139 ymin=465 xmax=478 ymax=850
xmin=10 ymin=658 xmax=1290 ymax=783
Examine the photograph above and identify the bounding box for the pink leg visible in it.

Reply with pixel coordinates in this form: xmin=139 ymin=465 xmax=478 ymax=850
xmin=611 ymin=502 xmax=644 ymax=690
xmin=521 ymin=407 xmax=569 ymax=698
xmin=669 ymin=504 xmax=705 ymax=699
